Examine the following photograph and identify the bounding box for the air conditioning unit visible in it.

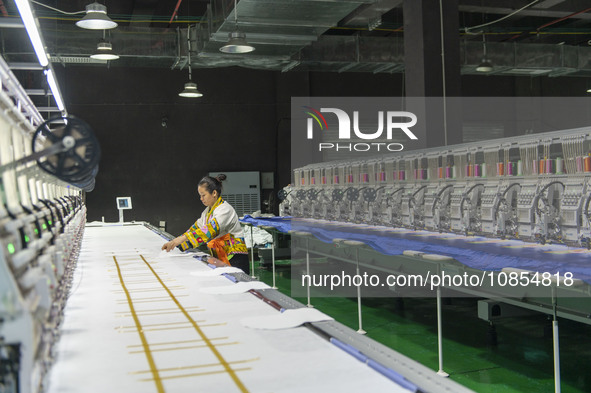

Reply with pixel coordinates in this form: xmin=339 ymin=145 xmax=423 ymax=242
xmin=209 ymin=171 xmax=260 ymax=217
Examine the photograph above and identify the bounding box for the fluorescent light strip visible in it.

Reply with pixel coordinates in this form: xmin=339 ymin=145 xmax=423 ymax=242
xmin=14 ymin=0 xmax=49 ymax=67
xmin=45 ymin=69 xmax=65 ymax=111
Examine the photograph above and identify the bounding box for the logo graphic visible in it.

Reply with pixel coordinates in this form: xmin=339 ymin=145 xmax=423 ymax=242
xmin=302 ymin=106 xmax=328 ymax=137
xmin=303 ymin=107 xmax=418 ymax=152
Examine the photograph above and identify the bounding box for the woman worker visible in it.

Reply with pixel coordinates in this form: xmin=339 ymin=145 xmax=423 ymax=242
xmin=161 ymin=174 xmax=250 ymax=274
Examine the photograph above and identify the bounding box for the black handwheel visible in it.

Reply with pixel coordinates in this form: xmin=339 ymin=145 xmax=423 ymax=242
xmin=32 ymin=117 xmax=101 ymax=183
xmin=346 ymin=188 xmax=360 ymax=202
xmin=277 ymin=189 xmax=288 ymax=201
xmin=332 ymin=189 xmax=344 ymax=202
xmin=362 ymin=188 xmax=377 ymax=202
xmin=70 ymin=172 xmax=97 ymax=192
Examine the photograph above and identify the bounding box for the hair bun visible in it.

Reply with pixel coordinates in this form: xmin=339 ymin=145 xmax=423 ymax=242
xmin=216 ymin=174 xmax=227 ymax=182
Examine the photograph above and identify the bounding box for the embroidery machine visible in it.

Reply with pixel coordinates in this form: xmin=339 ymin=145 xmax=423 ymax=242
xmin=283 ymin=128 xmax=591 ymax=246
xmin=0 ymin=57 xmax=97 ymax=393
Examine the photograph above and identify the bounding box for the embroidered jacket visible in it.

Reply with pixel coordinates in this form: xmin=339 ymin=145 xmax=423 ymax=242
xmin=180 ymin=197 xmax=248 ymax=257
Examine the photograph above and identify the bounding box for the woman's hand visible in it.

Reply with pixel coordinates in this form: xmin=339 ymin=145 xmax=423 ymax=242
xmin=162 ymin=235 xmax=186 ymax=252
xmin=161 ymin=240 xmax=177 ymax=252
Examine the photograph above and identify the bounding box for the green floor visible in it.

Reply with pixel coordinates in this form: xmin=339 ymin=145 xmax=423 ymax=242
xmin=254 ymin=262 xmax=591 ymax=393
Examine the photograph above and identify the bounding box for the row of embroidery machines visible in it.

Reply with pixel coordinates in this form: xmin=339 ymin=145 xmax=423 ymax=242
xmin=280 ymin=127 xmax=591 ymax=247
xmin=0 ymin=58 xmax=87 ymax=393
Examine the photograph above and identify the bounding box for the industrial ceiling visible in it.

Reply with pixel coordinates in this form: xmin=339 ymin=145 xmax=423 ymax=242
xmin=2 ymin=0 xmax=591 ymax=115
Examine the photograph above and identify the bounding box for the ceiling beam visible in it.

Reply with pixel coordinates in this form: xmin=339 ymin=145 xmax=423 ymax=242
xmin=459 ymin=5 xmax=591 ymax=20
xmin=8 ymin=62 xmax=44 ymax=70
xmin=0 ymin=19 xmax=24 ymax=28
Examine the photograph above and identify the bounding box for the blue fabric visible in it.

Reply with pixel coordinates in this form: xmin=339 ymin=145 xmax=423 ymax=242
xmin=240 ymin=216 xmax=591 ymax=285
xmin=241 ymin=215 xmax=293 ymax=233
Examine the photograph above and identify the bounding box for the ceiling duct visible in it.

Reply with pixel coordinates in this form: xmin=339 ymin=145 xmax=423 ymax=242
xmin=3 ymin=17 xmax=591 ymax=77
xmin=196 ymin=0 xmax=375 ymax=58
xmin=461 ymin=40 xmax=591 ymax=77
xmin=339 ymin=0 xmax=403 ymax=29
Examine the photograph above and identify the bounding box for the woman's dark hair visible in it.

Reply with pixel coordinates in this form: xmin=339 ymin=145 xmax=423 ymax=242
xmin=198 ymin=174 xmax=226 ymax=196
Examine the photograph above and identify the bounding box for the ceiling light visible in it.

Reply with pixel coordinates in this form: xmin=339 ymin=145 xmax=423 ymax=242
xmin=45 ymin=68 xmax=65 ymax=112
xmin=179 ymin=82 xmax=203 ymax=98
xmin=219 ymin=0 xmax=255 ymax=54
xmin=476 ymin=59 xmax=493 ymax=72
xmin=76 ymin=2 xmax=117 ymax=30
xmin=179 ymin=24 xmax=203 ymax=98
xmin=220 ymin=31 xmax=255 ymax=54
xmin=476 ymin=33 xmax=493 ymax=73
xmin=14 ymin=0 xmax=49 ymax=66
xmin=90 ymin=40 xmax=119 ymax=60
xmin=587 ymin=88 xmax=591 ymax=93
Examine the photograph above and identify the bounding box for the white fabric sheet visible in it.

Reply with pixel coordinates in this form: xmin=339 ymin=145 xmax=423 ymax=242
xmin=46 ymin=224 xmax=411 ymax=393
xmin=241 ymin=225 xmax=273 ymax=247
xmin=199 ymin=281 xmax=271 ymax=294
xmin=189 ymin=266 xmax=246 ymax=277
xmin=241 ymin=308 xmax=334 ymax=330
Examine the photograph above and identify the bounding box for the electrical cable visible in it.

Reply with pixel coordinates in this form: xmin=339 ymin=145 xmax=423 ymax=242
xmin=30 ymin=0 xmax=84 ymax=15
xmin=463 ymin=0 xmax=540 ymax=32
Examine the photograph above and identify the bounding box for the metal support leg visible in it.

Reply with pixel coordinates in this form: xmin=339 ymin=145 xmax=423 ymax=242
xmin=436 ymin=285 xmax=449 ymax=377
xmin=355 ymin=247 xmax=366 ymax=335
xmin=249 ymin=224 xmax=255 ymax=278
xmin=552 ymin=287 xmax=561 ymax=393
xmin=261 ymin=225 xmax=277 ymax=289
xmin=306 ymin=237 xmax=312 ymax=308
xmin=271 ymin=231 xmax=277 ymax=289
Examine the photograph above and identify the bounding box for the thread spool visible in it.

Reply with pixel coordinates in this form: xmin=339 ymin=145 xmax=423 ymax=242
xmin=334 ymin=175 xmax=339 ymax=184
xmin=438 ymin=167 xmax=443 ymax=179
xmin=532 ymin=160 xmax=538 ymax=175
xmin=517 ymin=160 xmax=523 ymax=176
xmin=322 ymin=176 xmax=326 ymax=184
xmin=360 ymin=173 xmax=369 ymax=183
xmin=481 ymin=163 xmax=487 ymax=177
xmin=474 ymin=164 xmax=481 ymax=177
xmin=497 ymin=162 xmax=504 ymax=176
xmin=507 ymin=162 xmax=513 ymax=176
xmin=445 ymin=166 xmax=452 ymax=178
xmin=311 ymin=177 xmax=315 ymax=185
xmin=452 ymin=165 xmax=457 ymax=179
xmin=546 ymin=159 xmax=554 ymax=174
xmin=539 ymin=159 xmax=545 ymax=175
xmin=585 ymin=156 xmax=591 ymax=173
xmin=400 ymin=170 xmax=406 ymax=180
xmin=576 ymin=156 xmax=584 ymax=173
xmin=556 ymin=157 xmax=564 ymax=174
xmin=379 ymin=172 xmax=386 ymax=182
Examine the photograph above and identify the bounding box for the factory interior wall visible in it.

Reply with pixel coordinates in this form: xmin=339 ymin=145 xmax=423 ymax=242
xmin=58 ymin=65 xmax=589 ymax=235
xmin=60 ymin=66 xmax=282 ymax=235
